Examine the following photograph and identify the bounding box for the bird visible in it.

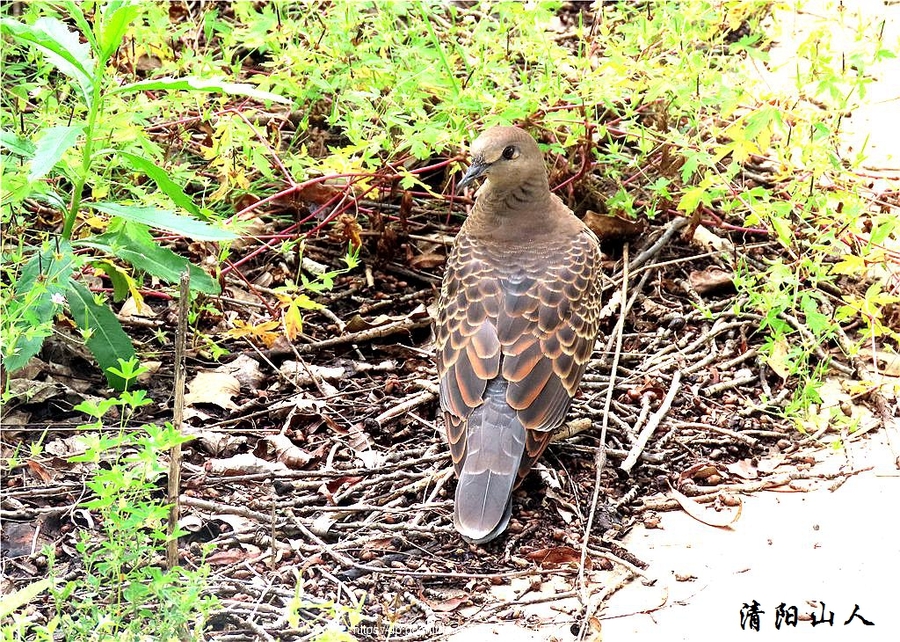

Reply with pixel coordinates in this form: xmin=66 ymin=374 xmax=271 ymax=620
xmin=435 ymin=126 xmax=603 ymax=544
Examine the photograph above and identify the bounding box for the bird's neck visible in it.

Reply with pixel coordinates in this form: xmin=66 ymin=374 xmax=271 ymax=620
xmin=467 ymin=177 xmax=558 ymax=242
xmin=480 ymin=174 xmax=551 ymax=211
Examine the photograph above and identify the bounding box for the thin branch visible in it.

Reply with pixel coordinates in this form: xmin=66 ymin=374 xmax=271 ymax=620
xmin=167 ymin=270 xmax=190 ymax=569
xmin=621 ymin=370 xmax=682 ymax=475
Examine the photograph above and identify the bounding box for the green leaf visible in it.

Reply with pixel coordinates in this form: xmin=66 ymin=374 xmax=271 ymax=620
xmin=89 ymin=259 xmax=132 ymax=301
xmin=66 ymin=279 xmax=135 ymax=390
xmin=80 ymin=223 xmax=220 ymax=294
xmin=677 ymin=186 xmax=708 ymax=214
xmin=113 ymin=76 xmax=292 ymax=104
xmin=3 ymin=240 xmax=79 ymax=373
xmin=680 ymin=153 xmax=701 ymax=182
xmin=117 ymin=151 xmax=202 ymax=217
xmin=0 ymin=129 xmax=36 ymax=157
xmin=0 ymin=578 xmax=54 ymax=618
xmin=58 ymin=0 xmax=95 ymax=50
xmin=86 ymin=202 xmax=236 ymax=241
xmin=29 ymin=125 xmax=84 ymax=182
xmin=98 ymin=0 xmax=142 ymax=62
xmin=769 ymin=215 xmax=793 ymax=248
xmin=869 ymin=217 xmax=897 ymax=246
xmin=0 ymin=17 xmax=95 ymax=107
xmin=800 ymin=293 xmax=831 ymax=336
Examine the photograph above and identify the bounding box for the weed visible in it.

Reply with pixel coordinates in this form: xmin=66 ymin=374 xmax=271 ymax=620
xmin=0 ymin=1 xmax=284 ymax=387
xmin=0 ymin=358 xmax=218 ymax=640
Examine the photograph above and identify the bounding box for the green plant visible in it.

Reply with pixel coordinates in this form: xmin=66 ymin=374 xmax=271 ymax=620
xmin=0 ymin=579 xmax=58 ymax=642
xmin=40 ymin=357 xmax=216 ymax=640
xmin=0 ymin=0 xmax=288 ymax=388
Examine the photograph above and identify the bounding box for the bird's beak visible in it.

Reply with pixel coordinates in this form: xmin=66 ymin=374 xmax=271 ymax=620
xmin=456 ymin=158 xmax=490 ymax=194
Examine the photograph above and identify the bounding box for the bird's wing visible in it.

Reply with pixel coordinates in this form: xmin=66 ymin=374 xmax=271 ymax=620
xmin=498 ymin=230 xmax=602 ymax=482
xmin=435 ymin=231 xmax=503 ymax=474
xmin=436 ymin=229 xmax=602 ymax=482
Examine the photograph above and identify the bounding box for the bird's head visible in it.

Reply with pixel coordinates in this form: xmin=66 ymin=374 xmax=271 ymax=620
xmin=457 ymin=126 xmax=548 ymax=194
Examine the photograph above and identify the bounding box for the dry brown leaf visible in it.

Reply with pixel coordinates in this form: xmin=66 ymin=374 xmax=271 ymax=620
xmin=691 ymin=223 xmax=734 ymax=253
xmin=582 ymin=210 xmax=645 ymax=241
xmin=668 ymin=483 xmax=742 ymax=528
xmin=265 ymin=433 xmax=314 ymax=468
xmin=319 ymin=475 xmax=364 ymax=503
xmin=206 ymin=453 xmax=290 ymax=476
xmin=311 ymin=513 xmax=337 ymax=537
xmin=425 ymin=596 xmax=468 ymax=613
xmin=25 ymin=460 xmax=53 ymax=483
xmin=726 ymin=459 xmax=759 ymax=480
xmin=335 ymin=212 xmax=363 ymax=249
xmin=524 ymin=546 xmax=589 ymax=569
xmin=207 ymin=548 xmax=255 ymax=566
xmin=135 ymin=360 xmax=161 ymax=385
xmin=1 ymin=522 xmax=39 ymax=558
xmin=296 ymin=181 xmax=342 ymax=205
xmin=756 ymin=454 xmax=787 ymax=473
xmin=678 ymin=462 xmax=724 ymax=483
xmin=184 ymin=371 xmax=240 ymax=410
xmin=362 ymin=538 xmax=394 ymax=552
xmin=409 ymin=252 xmax=446 ymax=269
xmin=222 ymin=354 xmax=266 ymax=390
xmin=347 ymin=422 xmax=373 ymax=453
xmin=120 ymin=295 xmax=155 ymax=317
xmin=689 ymin=266 xmax=735 ymax=295
xmin=875 ymin=350 xmax=900 ymax=376
xmin=765 ymin=339 xmax=792 ymax=379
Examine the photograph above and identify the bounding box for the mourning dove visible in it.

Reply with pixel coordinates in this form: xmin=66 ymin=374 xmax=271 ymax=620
xmin=436 ymin=126 xmax=603 ymax=544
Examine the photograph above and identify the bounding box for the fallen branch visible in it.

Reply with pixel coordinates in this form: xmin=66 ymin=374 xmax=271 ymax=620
xmin=621 ymin=370 xmax=682 ymax=475
xmin=374 ymin=389 xmax=436 ymax=428
xmin=293 ymin=315 xmax=431 ymax=354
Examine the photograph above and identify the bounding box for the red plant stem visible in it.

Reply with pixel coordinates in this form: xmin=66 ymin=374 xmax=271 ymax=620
xmin=698 ymin=207 xmax=769 ymax=236
xmin=226 ymin=172 xmax=372 ymax=223
xmin=233 ymin=110 xmax=295 ymax=184
xmin=221 ymin=258 xmax=279 ymax=316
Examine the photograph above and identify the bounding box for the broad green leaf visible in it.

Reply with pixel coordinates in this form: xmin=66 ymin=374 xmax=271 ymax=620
xmin=80 ymin=223 xmax=220 ymax=294
xmin=801 ymin=294 xmax=831 ymax=336
xmin=89 ymin=259 xmax=133 ymax=302
xmin=66 ymin=279 xmax=135 ymax=390
xmin=0 ymin=578 xmax=54 ymax=619
xmin=869 ymin=217 xmax=897 ymax=246
xmin=87 ymin=202 xmax=236 ymax=241
xmin=117 ymin=151 xmax=202 ymax=217
xmin=0 ymin=129 xmax=36 ymax=157
xmin=114 ymin=76 xmax=292 ymax=104
xmin=4 ymin=240 xmax=79 ymax=373
xmin=3 ymin=316 xmax=53 ymax=374
xmin=60 ymin=1 xmax=96 ymax=52
xmin=98 ymin=0 xmax=142 ymax=62
xmin=830 ymin=252 xmax=866 ymax=276
xmin=677 ymin=186 xmax=707 ymax=214
xmin=29 ymin=125 xmax=84 ymax=182
xmin=0 ymin=17 xmax=95 ymax=107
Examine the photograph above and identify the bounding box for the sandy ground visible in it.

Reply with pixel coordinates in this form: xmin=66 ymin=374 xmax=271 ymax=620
xmin=449 ymin=1 xmax=900 ymax=640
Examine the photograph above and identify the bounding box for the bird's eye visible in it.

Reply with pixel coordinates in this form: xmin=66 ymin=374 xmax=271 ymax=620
xmin=502 ymin=145 xmax=516 ymax=160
